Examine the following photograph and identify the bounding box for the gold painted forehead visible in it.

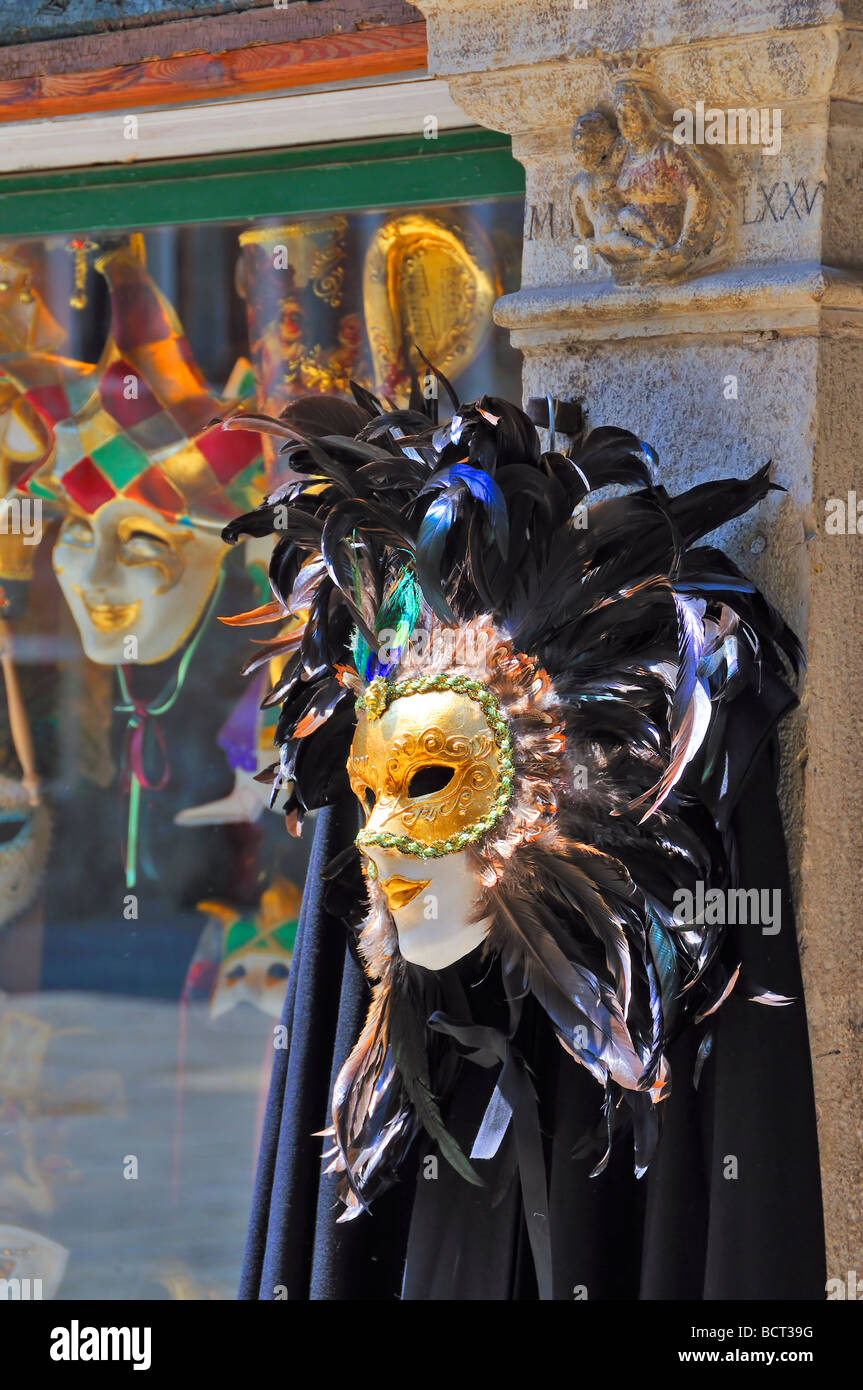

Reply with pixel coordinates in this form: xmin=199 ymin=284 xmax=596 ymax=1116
xmin=348 ymin=674 xmax=514 ymax=859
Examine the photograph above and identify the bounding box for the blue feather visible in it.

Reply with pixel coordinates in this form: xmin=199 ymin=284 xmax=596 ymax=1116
xmin=421 ymin=464 xmax=509 ymax=556
xmin=416 ymin=491 xmax=460 ymax=622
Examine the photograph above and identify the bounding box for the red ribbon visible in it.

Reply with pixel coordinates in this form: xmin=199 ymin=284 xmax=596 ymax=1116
xmin=122 ymin=698 xmax=171 ymax=792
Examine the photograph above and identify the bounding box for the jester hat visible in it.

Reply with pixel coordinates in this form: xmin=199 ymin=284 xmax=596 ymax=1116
xmin=2 ymin=238 xmax=262 ymax=529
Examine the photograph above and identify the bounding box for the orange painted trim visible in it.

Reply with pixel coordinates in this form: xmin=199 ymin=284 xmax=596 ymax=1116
xmin=0 ymin=22 xmax=428 ymax=124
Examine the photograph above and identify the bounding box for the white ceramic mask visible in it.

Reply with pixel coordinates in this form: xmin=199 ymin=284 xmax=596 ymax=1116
xmin=52 ymin=497 xmax=225 ymax=665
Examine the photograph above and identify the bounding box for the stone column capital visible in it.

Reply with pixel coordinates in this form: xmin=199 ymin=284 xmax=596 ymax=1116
xmin=415 ymin=0 xmax=863 ymax=334
xmin=416 ymin=0 xmax=861 ymax=87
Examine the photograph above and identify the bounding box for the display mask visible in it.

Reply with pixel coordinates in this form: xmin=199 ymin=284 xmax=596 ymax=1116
xmin=3 ymin=238 xmax=262 ymax=666
xmin=52 ymin=498 xmax=225 ymax=665
xmin=223 ymin=384 xmax=801 ymax=1238
xmin=348 ymin=674 xmax=513 ymax=969
xmin=0 ymin=1225 xmax=68 ymax=1300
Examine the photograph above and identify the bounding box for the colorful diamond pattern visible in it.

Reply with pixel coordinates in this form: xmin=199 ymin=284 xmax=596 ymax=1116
xmin=98 ymin=357 xmax=163 ymax=428
xmin=91 ymin=432 xmax=151 ymax=490
xmin=60 ymin=457 xmax=116 ymax=514
xmin=5 ymin=256 xmax=263 ymax=521
xmin=197 ymin=422 xmax=261 ymax=483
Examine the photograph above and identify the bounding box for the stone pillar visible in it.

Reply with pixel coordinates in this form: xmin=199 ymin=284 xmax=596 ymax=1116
xmin=415 ymin=0 xmax=863 ymax=1279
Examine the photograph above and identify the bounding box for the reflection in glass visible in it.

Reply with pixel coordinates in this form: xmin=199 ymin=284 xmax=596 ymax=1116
xmin=0 ymin=195 xmax=523 ymax=1299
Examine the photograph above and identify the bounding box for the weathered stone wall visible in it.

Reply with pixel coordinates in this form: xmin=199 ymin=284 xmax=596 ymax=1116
xmin=415 ymin=0 xmax=863 ymax=1281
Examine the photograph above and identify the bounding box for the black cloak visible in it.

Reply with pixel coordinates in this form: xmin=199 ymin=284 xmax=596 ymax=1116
xmin=238 ymin=681 xmax=825 ymax=1301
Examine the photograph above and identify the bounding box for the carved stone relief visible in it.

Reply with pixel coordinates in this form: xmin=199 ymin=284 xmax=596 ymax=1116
xmin=571 ymin=79 xmax=734 ymax=284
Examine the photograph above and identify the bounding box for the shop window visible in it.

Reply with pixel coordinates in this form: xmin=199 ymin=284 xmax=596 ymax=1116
xmin=0 ymin=136 xmax=524 ymax=1299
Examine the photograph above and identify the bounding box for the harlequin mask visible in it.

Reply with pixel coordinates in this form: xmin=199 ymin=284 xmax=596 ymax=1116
xmin=52 ymin=497 xmax=225 ymax=665
xmin=0 ymin=237 xmax=263 ymax=664
xmin=0 ymin=775 xmax=51 ymax=931
xmin=187 ymin=879 xmax=301 ymax=1019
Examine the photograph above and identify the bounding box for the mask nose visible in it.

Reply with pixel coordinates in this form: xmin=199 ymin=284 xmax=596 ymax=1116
xmin=82 ymin=528 xmax=119 ymax=590
xmin=363 ymin=795 xmax=401 ymax=838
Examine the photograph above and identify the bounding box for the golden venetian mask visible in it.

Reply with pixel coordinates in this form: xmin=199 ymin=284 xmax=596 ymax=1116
xmin=347 ymin=674 xmax=514 ymax=859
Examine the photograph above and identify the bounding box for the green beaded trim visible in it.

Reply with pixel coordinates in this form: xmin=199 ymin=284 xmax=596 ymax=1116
xmin=354 ymin=672 xmax=514 ymax=859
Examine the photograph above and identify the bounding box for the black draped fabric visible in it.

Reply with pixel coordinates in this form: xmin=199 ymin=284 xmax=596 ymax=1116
xmin=238 ymin=801 xmax=418 ymax=1300
xmin=240 ymin=690 xmax=825 ymax=1301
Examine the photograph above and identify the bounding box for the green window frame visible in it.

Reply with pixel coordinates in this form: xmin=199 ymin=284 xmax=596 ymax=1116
xmin=0 ymin=128 xmax=524 ymax=237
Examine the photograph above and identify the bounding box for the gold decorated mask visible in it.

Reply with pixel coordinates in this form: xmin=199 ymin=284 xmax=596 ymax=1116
xmin=347 ymin=674 xmax=514 ymax=859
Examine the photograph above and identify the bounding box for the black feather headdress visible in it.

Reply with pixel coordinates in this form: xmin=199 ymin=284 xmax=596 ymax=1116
xmin=222 ymin=372 xmax=801 ymax=1226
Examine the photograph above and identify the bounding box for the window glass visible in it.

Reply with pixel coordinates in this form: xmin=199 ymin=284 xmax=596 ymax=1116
xmin=0 ymin=195 xmax=522 ymax=1299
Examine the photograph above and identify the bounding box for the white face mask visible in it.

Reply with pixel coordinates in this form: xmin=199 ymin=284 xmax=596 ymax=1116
xmin=52 ymin=498 xmax=225 ymax=665
xmin=363 ymin=844 xmax=490 ymax=972
xmin=210 ymin=950 xmax=291 ymax=1020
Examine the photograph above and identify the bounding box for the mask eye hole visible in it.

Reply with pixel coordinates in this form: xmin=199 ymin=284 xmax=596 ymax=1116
xmin=407 ymin=764 xmax=454 ymax=799
xmin=0 ymin=818 xmax=26 ymax=846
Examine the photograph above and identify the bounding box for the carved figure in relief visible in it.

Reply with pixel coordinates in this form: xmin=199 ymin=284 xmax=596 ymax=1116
xmin=571 ymin=80 xmax=733 ymax=282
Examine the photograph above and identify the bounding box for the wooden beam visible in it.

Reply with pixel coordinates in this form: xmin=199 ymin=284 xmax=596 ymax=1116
xmin=0 ymin=19 xmax=428 ymax=125
xmin=0 ymin=2 xmax=422 ymax=76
